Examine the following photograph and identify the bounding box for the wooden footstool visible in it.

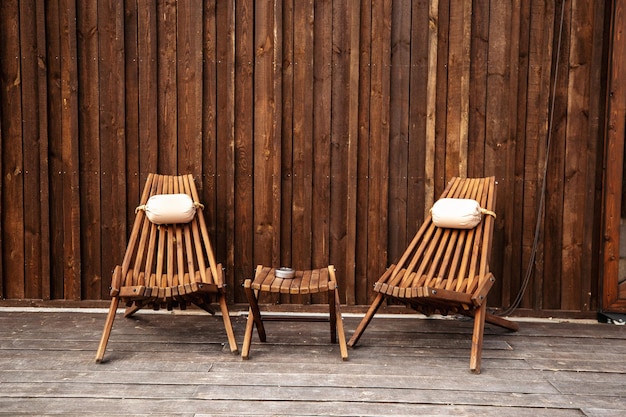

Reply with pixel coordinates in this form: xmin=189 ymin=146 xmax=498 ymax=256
xmin=242 ymin=265 xmax=348 ymax=360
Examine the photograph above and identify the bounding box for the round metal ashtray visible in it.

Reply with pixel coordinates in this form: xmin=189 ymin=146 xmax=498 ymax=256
xmin=275 ymin=267 xmax=296 ymax=279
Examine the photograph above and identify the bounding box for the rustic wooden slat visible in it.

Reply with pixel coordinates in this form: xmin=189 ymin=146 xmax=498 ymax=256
xmin=233 ymin=0 xmax=255 ymax=302
xmin=157 ymin=0 xmax=178 ymax=174
xmin=253 ymin=0 xmax=282 ymax=268
xmin=561 ymin=0 xmax=594 ymax=311
xmin=433 ymin=0 xmax=448 ymax=191
xmin=523 ymin=0 xmax=555 ymax=311
xmin=290 ymin=0 xmax=314 ymax=272
xmin=76 ymin=1 xmax=101 ymax=300
xmin=177 ymin=0 xmax=203 ymax=177
xmin=585 ymin=0 xmax=608 ymax=313
xmin=388 ymin=0 xmax=411 ymax=263
xmin=344 ymin=0 xmax=361 ymax=305
xmin=280 ymin=0 xmax=294 ymax=270
xmin=60 ymin=0 xmax=81 ymax=300
xmin=20 ymin=0 xmax=43 ymax=299
xmin=212 ymin=0 xmax=237 ymax=300
xmin=35 ymin=0 xmax=51 ymax=301
xmin=124 ymin=0 xmax=140 ymax=234
xmin=445 ymin=0 xmax=471 ymax=178
xmin=364 ymin=0 xmax=392 ymax=302
xmin=0 ymin=0 xmax=25 ymax=299
xmin=355 ymin=0 xmax=372 ymax=305
xmin=603 ymin=0 xmax=626 ymax=312
xmin=468 ymin=0 xmax=488 ymax=179
xmin=137 ymin=0 xmax=158 ymax=177
xmin=543 ymin=0 xmax=570 ymax=310
xmin=425 ymin=0 xmax=440 ymax=208
xmin=407 ymin=0 xmax=429 ymax=233
xmin=483 ymin=0 xmax=513 ymax=301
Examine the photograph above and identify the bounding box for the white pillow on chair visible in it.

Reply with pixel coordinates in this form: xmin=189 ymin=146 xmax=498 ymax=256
xmin=138 ymin=194 xmax=198 ymax=224
xmin=430 ymin=198 xmax=495 ymax=229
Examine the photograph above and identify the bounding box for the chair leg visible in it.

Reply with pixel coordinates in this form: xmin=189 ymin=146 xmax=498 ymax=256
xmin=347 ymin=292 xmax=385 ymax=347
xmin=218 ymin=293 xmax=239 ymax=353
xmin=95 ymin=296 xmax=120 ymax=363
xmin=242 ymin=282 xmax=266 ymax=360
xmin=328 ymin=288 xmax=338 ymax=344
xmin=327 ymin=266 xmax=348 ymax=360
xmin=485 ymin=312 xmax=519 ymax=332
xmin=333 ymin=288 xmax=349 ymax=360
xmin=241 ymin=306 xmax=255 ymax=360
xmin=124 ymin=301 xmax=142 ymax=318
xmin=470 ymin=303 xmax=487 ymax=374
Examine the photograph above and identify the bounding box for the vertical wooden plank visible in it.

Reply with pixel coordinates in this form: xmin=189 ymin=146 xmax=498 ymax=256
xmin=45 ymin=0 xmax=65 ymax=299
xmin=291 ymin=0 xmax=314 ymax=271
xmin=0 ymin=0 xmax=25 ymax=299
xmin=445 ymin=0 xmax=471 ymax=178
xmin=484 ymin=0 xmax=513 ymax=296
xmin=523 ymin=0 xmax=554 ymax=311
xmin=388 ymin=0 xmax=411 ymax=263
xmin=253 ymin=0 xmax=282 ymax=267
xmin=98 ymin=0 xmax=126 ymax=299
xmin=124 ymin=0 xmax=140 ymax=226
xmin=603 ymin=0 xmax=626 ymax=311
xmin=280 ymin=0 xmax=294 ymax=269
xmin=76 ymin=0 xmax=101 ymax=299
xmin=584 ymin=0 xmax=608 ymax=312
xmin=234 ymin=0 xmax=254 ymax=296
xmin=60 ymin=0 xmax=81 ymax=300
xmin=330 ymin=0 xmax=350 ymax=302
xmin=202 ymin=0 xmax=218 ymax=259
xmin=365 ymin=0 xmax=391 ymax=295
xmin=562 ymin=0 xmax=594 ymax=311
xmin=501 ymin=0 xmax=522 ymax=307
xmin=20 ymin=0 xmax=44 ymax=299
xmin=36 ymin=0 xmax=51 ymax=300
xmin=407 ymin=0 xmax=430 ymax=238
xmin=508 ymin=0 xmax=532 ymax=310
xmin=343 ymin=0 xmax=361 ymax=304
xmin=177 ymin=0 xmax=203 ymax=177
xmin=356 ymin=0 xmax=372 ymax=304
xmin=157 ymin=0 xmax=178 ymax=174
xmin=213 ymin=0 xmax=238 ymax=299
xmin=138 ymin=0 xmax=158 ymax=178
xmin=543 ymin=0 xmax=570 ymax=310
xmin=468 ymin=0 xmax=488 ymax=177
xmin=434 ymin=0 xmax=449 ymax=196
xmin=424 ymin=0 xmax=439 ymax=211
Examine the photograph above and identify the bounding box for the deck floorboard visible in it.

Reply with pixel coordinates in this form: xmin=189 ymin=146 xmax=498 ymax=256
xmin=0 ymin=309 xmax=625 ymax=416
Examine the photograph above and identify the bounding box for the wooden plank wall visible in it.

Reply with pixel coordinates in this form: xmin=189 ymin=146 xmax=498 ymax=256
xmin=0 ymin=0 xmax=610 ymax=315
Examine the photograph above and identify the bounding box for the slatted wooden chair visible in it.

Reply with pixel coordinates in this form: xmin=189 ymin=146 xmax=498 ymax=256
xmin=348 ymin=176 xmax=518 ymax=373
xmin=95 ymin=173 xmax=238 ymax=362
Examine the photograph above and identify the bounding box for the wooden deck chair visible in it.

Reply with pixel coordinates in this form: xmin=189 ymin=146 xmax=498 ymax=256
xmin=95 ymin=173 xmax=238 ymax=362
xmin=347 ymin=177 xmax=518 ymax=373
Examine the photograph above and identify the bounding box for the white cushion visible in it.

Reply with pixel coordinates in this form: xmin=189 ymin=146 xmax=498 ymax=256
xmin=140 ymin=194 xmax=197 ymax=224
xmin=430 ymin=198 xmax=491 ymax=229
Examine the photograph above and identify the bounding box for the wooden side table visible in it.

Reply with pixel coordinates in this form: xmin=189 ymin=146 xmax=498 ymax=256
xmin=242 ymin=265 xmax=348 ymax=360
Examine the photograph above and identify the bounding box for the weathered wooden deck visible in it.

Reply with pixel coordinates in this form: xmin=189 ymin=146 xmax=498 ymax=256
xmin=0 ymin=308 xmax=625 ymax=416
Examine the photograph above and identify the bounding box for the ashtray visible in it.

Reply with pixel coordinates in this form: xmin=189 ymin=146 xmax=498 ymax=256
xmin=275 ymin=267 xmax=295 ymax=279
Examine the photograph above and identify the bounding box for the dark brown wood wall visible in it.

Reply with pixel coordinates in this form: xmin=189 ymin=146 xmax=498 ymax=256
xmin=0 ymin=0 xmax=610 ymax=315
